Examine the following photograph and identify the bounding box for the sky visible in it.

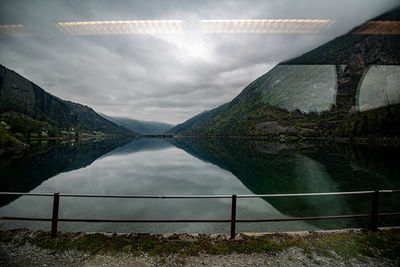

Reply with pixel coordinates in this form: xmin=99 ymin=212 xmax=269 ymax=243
xmin=0 ymin=0 xmax=399 ymax=124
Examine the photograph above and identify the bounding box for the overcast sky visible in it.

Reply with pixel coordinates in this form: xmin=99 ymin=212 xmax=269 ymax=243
xmin=0 ymin=0 xmax=398 ymax=124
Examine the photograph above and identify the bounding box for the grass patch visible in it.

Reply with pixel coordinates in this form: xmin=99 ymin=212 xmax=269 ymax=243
xmin=302 ymin=231 xmax=400 ymax=260
xmin=1 ymin=231 xmax=286 ymax=256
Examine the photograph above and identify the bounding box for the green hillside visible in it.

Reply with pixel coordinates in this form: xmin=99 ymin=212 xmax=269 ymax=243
xmin=0 ymin=65 xmax=78 ymax=129
xmin=168 ymin=7 xmax=400 ymax=138
xmin=0 ymin=65 xmax=137 ymax=150
xmin=168 ymin=103 xmax=229 ymax=136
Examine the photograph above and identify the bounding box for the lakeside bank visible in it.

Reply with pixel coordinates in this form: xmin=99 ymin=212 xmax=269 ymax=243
xmin=1 ymin=228 xmax=399 ymax=266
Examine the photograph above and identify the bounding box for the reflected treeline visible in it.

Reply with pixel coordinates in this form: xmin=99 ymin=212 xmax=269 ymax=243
xmin=0 ymin=138 xmax=133 ymax=206
xmin=168 ymin=138 xmax=400 ymax=229
xmin=2 ymin=137 xmax=399 ymax=230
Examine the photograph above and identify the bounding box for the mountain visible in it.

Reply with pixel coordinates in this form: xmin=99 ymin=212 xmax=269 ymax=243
xmin=168 ymin=7 xmax=400 ymax=138
xmin=166 ymin=103 xmax=229 ymax=136
xmin=0 ymin=64 xmax=137 ymax=148
xmin=100 ymin=114 xmax=174 ymax=135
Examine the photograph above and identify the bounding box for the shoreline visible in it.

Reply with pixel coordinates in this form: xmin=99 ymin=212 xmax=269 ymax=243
xmin=0 ymin=135 xmax=134 ymax=156
xmin=2 ymin=135 xmax=400 ymax=155
xmin=2 ymin=226 xmax=399 ymax=240
xmin=1 ymin=227 xmax=399 ymax=266
xmin=172 ymin=135 xmax=400 ymax=145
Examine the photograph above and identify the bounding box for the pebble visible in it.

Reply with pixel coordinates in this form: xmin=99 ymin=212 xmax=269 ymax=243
xmin=1 ymin=229 xmax=399 ymax=266
xmin=1 ymin=241 xmax=399 ymax=267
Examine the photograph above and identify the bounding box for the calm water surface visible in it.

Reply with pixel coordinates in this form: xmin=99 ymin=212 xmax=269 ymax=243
xmin=0 ymin=138 xmax=399 ymax=233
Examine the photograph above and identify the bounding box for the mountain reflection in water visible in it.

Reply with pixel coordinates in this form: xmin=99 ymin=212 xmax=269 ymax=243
xmin=0 ymin=138 xmax=399 ymax=233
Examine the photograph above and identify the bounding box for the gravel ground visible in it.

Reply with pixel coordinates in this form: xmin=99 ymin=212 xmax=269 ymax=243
xmin=1 ymin=229 xmax=399 ymax=266
xmin=1 ymin=240 xmax=398 ymax=267
xmin=84 ymin=248 xmax=398 ymax=267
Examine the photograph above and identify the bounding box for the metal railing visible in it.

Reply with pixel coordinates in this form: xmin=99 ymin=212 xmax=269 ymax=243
xmin=0 ymin=190 xmax=399 ymax=239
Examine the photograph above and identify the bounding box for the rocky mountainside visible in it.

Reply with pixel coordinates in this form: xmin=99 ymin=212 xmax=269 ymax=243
xmin=168 ymin=7 xmax=400 ymax=138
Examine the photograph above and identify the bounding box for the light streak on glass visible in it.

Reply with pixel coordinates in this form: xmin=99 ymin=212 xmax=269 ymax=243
xmin=56 ymin=20 xmax=184 ymax=35
xmin=0 ymin=24 xmax=32 ymax=37
xmin=200 ymin=19 xmax=335 ymax=34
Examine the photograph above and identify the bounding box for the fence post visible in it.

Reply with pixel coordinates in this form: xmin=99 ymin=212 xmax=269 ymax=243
xmin=230 ymin=194 xmax=237 ymax=239
xmin=51 ymin=193 xmax=60 ymax=238
xmin=371 ymin=190 xmax=379 ymax=232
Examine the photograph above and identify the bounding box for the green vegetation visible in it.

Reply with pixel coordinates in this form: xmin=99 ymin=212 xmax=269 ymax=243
xmin=309 ymin=231 xmax=400 ymax=259
xmin=168 ymin=8 xmax=400 ymax=139
xmin=63 ymin=101 xmax=136 ymax=136
xmin=0 ymin=65 xmax=138 ymax=150
xmin=167 ymin=85 xmax=354 ymax=138
xmin=1 ymin=111 xmax=55 ymax=142
xmin=0 ymin=231 xmax=284 ymax=256
xmin=0 ymin=127 xmax=21 ymax=148
xmin=337 ymin=104 xmax=400 ymax=137
xmin=1 ymin=229 xmax=399 ymax=259
xmin=258 ymin=65 xmax=336 ymax=112
xmin=0 ymin=110 xmax=127 ymax=150
xmin=169 ymin=69 xmax=400 ymax=138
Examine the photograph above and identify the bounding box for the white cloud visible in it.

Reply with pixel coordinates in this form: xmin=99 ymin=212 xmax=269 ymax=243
xmin=0 ymin=0 xmax=398 ymax=124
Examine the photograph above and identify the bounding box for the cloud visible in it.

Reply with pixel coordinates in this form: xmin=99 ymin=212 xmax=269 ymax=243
xmin=0 ymin=0 xmax=399 ymax=124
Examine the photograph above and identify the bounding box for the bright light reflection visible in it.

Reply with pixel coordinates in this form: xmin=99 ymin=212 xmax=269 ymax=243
xmin=55 ymin=19 xmax=335 ymax=35
xmin=8 ymin=19 xmax=400 ymax=38
xmin=0 ymin=24 xmax=32 ymax=37
xmin=57 ymin=20 xmax=184 ymax=35
xmin=201 ymin=19 xmax=335 ymax=34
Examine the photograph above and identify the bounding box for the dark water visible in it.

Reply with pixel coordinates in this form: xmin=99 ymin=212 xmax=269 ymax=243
xmin=0 ymin=138 xmax=399 ymax=234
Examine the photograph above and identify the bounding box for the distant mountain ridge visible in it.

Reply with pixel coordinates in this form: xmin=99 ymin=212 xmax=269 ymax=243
xmin=0 ymin=64 xmax=137 ymax=142
xmin=100 ymin=114 xmax=174 ymax=135
xmin=168 ymin=7 xmax=400 ymax=137
xmin=167 ymin=103 xmax=229 ymax=136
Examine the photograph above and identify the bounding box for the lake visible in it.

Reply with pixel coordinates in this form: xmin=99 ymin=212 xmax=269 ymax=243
xmin=0 ymin=138 xmax=399 ymax=234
